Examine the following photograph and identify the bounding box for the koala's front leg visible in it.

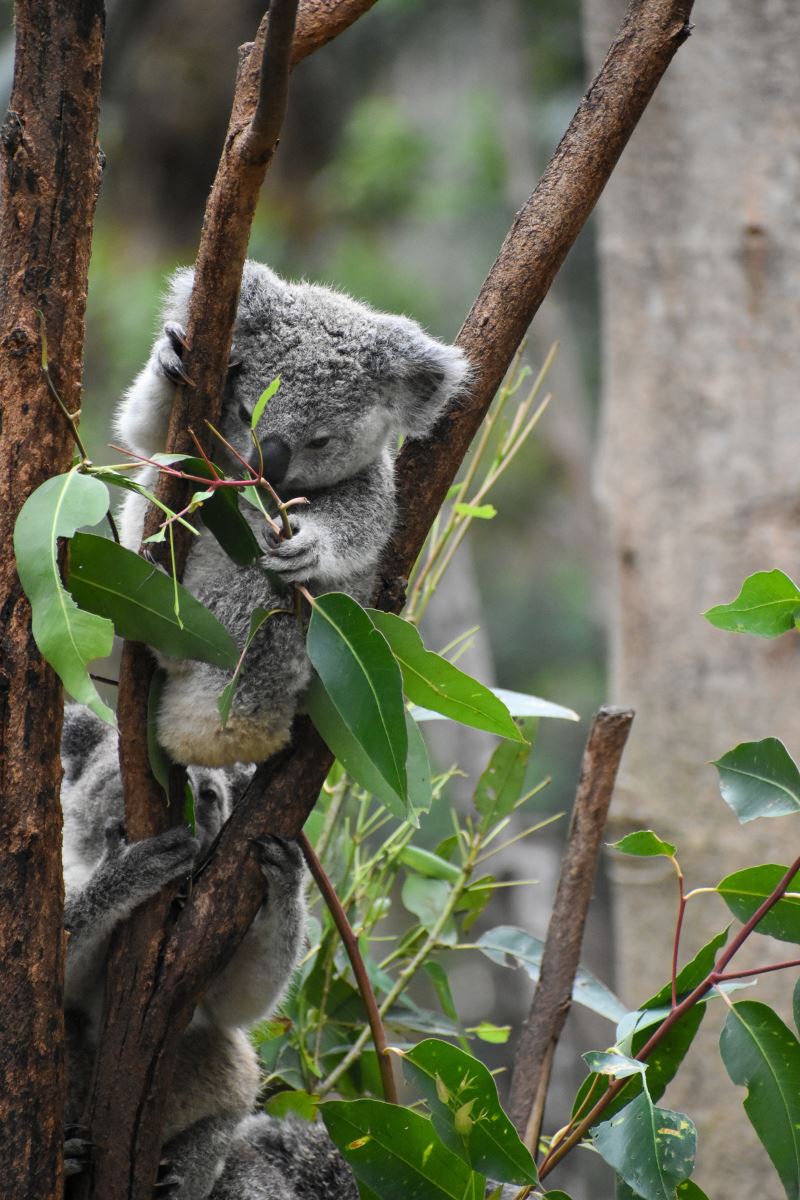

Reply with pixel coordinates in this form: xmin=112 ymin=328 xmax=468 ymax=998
xmin=201 ymin=836 xmax=306 ymax=1029
xmin=64 ymin=822 xmax=200 ymax=1009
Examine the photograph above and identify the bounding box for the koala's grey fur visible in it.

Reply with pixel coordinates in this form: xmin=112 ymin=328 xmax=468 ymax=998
xmin=61 ymin=706 xmax=306 ymax=1199
xmin=115 ymin=261 xmax=470 ymax=767
xmin=210 ymin=1115 xmax=358 ymax=1200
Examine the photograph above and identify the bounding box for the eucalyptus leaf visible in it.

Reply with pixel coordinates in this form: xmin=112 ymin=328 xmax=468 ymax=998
xmin=583 ymin=1051 xmax=647 ymax=1079
xmin=321 ymin=1099 xmax=476 ymax=1200
xmin=306 ymin=678 xmax=429 ymax=823
xmin=401 ymin=877 xmax=456 ymax=944
xmin=719 ymin=1000 xmax=800 ymax=1199
xmin=14 ymin=470 xmax=115 ymax=725
xmin=717 ymin=863 xmax=800 ymax=944
xmin=476 ymin=926 xmax=627 ymax=1023
xmin=610 ymin=831 xmax=677 ymax=859
xmin=68 ymin=532 xmax=238 ymax=668
xmin=704 ymin=569 xmax=800 ymax=638
xmin=473 ymin=725 xmax=537 ymax=826
xmin=712 ymin=738 xmax=800 ymax=822
xmin=251 ymin=376 xmax=281 ymax=430
xmin=367 ymin=610 xmax=524 ymax=741
xmin=398 ymin=846 xmax=462 ymax=883
xmin=452 ymin=502 xmax=497 ymax=519
xmin=591 ymin=1088 xmax=696 ymax=1200
xmin=307 ymin=593 xmax=407 ymax=802
xmin=400 ymin=1039 xmax=538 ymax=1185
xmin=412 ymin=687 xmax=578 ymax=724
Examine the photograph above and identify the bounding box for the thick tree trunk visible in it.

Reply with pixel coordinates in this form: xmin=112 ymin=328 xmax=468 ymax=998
xmin=587 ymin=1 xmax=800 ymax=1193
xmin=0 ymin=2 xmax=105 ymax=1198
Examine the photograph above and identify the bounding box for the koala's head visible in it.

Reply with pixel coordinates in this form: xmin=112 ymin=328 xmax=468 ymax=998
xmin=61 ymin=706 xmax=234 ymax=860
xmin=165 ymin=261 xmax=470 ymax=491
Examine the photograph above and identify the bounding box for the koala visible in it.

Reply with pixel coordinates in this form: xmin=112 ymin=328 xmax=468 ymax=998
xmin=210 ymin=1114 xmax=358 ymax=1200
xmin=114 ymin=260 xmax=470 ymax=767
xmin=60 ymin=706 xmax=306 ymax=1199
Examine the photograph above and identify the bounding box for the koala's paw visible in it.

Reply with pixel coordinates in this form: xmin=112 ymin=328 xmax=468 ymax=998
xmin=155 ymin=322 xmax=193 ymax=387
xmin=123 ymin=826 xmax=201 ymax=895
xmin=261 ymin=523 xmax=322 ymax=584
xmin=153 ymin=1158 xmax=184 ymax=1197
xmin=253 ymin=835 xmax=304 ymax=896
xmin=64 ymin=1127 xmax=91 ymax=1177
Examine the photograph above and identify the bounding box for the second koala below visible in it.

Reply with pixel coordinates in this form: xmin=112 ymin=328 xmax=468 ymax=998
xmin=115 ymin=260 xmax=470 ymax=768
xmin=61 ymin=706 xmax=305 ymax=1199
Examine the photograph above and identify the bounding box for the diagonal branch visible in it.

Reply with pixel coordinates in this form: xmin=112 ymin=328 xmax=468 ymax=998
xmin=91 ymin=1 xmax=695 ymax=1197
xmin=242 ymin=0 xmax=301 ymax=162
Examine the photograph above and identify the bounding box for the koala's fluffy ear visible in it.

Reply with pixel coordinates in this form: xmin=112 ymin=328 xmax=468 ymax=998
xmin=378 ymin=315 xmax=471 ymax=440
xmin=61 ymin=706 xmax=109 ymax=782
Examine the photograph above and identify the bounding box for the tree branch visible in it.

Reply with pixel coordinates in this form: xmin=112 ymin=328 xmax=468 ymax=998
xmin=0 ymin=2 xmax=105 ymax=1197
xmin=89 ymin=1 xmax=695 ymax=1196
xmin=242 ymin=0 xmax=301 ymax=163
xmin=507 ymin=707 xmax=634 ymax=1150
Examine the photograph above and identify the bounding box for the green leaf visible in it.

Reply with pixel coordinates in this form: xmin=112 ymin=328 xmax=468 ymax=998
xmin=367 ymin=611 xmax=524 ymax=742
xmin=717 ymin=864 xmax=800 ymax=944
xmin=468 ymin=1022 xmax=510 ymax=1045
xmin=401 ymin=877 xmax=456 ymax=944
xmin=91 ymin=468 xmax=200 ymax=538
xmin=400 ymin=1039 xmax=538 ymax=1185
xmin=264 ymin=1090 xmax=317 ymax=1121
xmin=591 ymin=1088 xmax=696 ymax=1200
xmin=610 ymin=831 xmax=677 ymax=859
xmin=583 ymin=1051 xmax=646 ymax=1079
xmin=452 ymin=502 xmax=497 ymax=520
xmin=218 ymin=606 xmax=289 ymax=726
xmin=473 ymin=725 xmax=537 ymax=825
xmin=68 ymin=532 xmax=238 ymax=668
xmin=14 ymin=470 xmax=116 ymax=725
xmin=676 ymin=1184 xmax=711 ymax=1200
xmin=712 ymin=739 xmax=800 ymax=822
xmin=321 ymin=1099 xmax=476 ymax=1200
xmin=306 ymin=679 xmax=428 ymax=822
xmin=412 ymin=686 xmax=578 ymax=724
xmin=704 ymin=570 xmax=800 ymax=638
xmin=251 ymin=376 xmax=281 ymax=430
xmin=164 ymin=455 xmax=263 ymax=566
xmin=398 ymin=846 xmax=462 ymax=882
xmin=423 ymin=963 xmax=466 ymax=1048
xmin=307 ymin=593 xmax=407 ymax=802
xmin=719 ymin=1001 xmax=800 ymax=1199
xmin=476 ymin=926 xmax=627 ymax=1023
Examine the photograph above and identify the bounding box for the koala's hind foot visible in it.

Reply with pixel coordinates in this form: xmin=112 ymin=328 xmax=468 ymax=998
xmin=253 ymin=834 xmax=304 ymax=897
xmin=112 ymin=822 xmax=201 ymax=906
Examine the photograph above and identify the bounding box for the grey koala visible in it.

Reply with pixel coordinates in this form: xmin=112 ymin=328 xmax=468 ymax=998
xmin=209 ymin=1112 xmax=521 ymax=1200
xmin=114 ymin=260 xmax=470 ymax=768
xmin=60 ymin=706 xmax=306 ymax=1199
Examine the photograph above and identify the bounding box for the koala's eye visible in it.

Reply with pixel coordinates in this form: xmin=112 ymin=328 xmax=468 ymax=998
xmin=306 ymin=435 xmax=331 ymax=450
xmin=198 ymin=785 xmax=220 ymax=809
xmin=238 ymin=402 xmax=251 ymax=425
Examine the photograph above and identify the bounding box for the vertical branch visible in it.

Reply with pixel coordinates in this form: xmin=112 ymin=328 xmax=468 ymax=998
xmin=508 ymin=707 xmax=634 ymax=1149
xmin=0 ymin=3 xmax=105 ymax=1198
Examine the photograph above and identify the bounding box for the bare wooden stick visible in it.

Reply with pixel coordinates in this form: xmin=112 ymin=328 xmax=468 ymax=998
xmin=508 ymin=707 xmax=634 ymax=1150
xmin=298 ymin=832 xmax=398 ymax=1104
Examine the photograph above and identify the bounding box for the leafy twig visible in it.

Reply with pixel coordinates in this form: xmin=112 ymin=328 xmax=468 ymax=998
xmin=298 ymin=832 xmax=398 ymax=1104
xmin=538 ymin=851 xmax=800 ymax=1181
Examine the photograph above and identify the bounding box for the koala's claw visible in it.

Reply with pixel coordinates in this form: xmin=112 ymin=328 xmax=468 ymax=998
xmin=125 ymin=826 xmax=201 ymax=889
xmin=64 ymin=1130 xmax=92 ymax=1177
xmin=153 ymin=1158 xmax=184 ymax=1197
xmin=156 ymin=322 xmax=194 ymax=388
xmin=253 ymin=834 xmax=304 ymax=887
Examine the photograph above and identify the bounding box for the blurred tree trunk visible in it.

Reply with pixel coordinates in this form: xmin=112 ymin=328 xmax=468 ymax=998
xmin=586 ymin=1 xmax=800 ymax=1194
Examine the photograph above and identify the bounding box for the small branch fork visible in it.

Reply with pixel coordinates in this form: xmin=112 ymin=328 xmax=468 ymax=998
xmin=298 ymin=833 xmax=398 ymax=1105
xmin=508 ymin=707 xmax=634 ymax=1152
xmin=537 ymin=853 xmax=800 ymax=1181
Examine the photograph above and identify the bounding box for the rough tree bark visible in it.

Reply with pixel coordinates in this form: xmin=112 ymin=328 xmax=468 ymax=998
xmin=0 ymin=3 xmax=105 ymax=1199
xmin=586 ymin=0 xmax=800 ymax=1193
xmin=82 ymin=3 xmax=695 ymax=1199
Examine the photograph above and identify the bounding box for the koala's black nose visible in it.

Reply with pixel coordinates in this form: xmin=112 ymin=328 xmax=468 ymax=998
xmin=250 ymin=435 xmax=291 ymax=485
